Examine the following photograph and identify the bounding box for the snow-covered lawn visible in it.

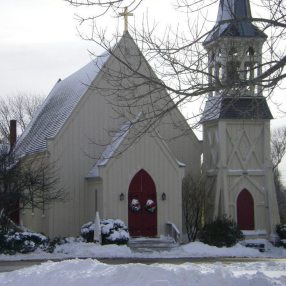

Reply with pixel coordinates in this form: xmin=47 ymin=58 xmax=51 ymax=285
xmin=0 ymin=241 xmax=286 ymax=285
xmin=0 ymin=239 xmax=286 ymax=261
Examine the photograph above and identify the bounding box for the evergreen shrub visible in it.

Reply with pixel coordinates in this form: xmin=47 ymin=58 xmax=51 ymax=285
xmin=276 ymin=224 xmax=286 ymax=248
xmin=199 ymin=216 xmax=244 ymax=247
xmin=0 ymin=230 xmax=49 ymax=254
xmin=276 ymin=224 xmax=286 ymax=239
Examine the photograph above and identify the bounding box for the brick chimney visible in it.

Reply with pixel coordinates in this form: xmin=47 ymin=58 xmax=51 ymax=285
xmin=9 ymin=119 xmax=17 ymax=150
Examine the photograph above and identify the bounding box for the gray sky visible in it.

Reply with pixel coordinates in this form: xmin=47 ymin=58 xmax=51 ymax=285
xmin=0 ymin=0 xmax=285 ymax=184
xmin=0 ymin=0 xmax=93 ymax=96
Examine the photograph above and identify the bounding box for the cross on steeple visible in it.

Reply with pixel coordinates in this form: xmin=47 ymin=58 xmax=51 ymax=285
xmin=119 ymin=7 xmax=133 ymax=32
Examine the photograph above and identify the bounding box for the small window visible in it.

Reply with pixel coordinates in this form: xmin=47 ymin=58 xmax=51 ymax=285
xmin=229 ymin=47 xmax=238 ymax=56
xmin=218 ymin=64 xmax=223 ymax=80
xmin=227 ymin=61 xmax=240 ymax=82
xmin=245 ymin=63 xmax=253 ymax=80
xmin=247 ymin=47 xmax=255 ymax=56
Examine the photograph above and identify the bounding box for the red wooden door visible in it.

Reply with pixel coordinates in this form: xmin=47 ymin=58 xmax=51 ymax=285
xmin=237 ymin=189 xmax=254 ymax=230
xmin=128 ymin=169 xmax=157 ymax=237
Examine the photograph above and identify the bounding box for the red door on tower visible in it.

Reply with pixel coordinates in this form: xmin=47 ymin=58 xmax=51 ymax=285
xmin=237 ymin=189 xmax=254 ymax=230
xmin=128 ymin=169 xmax=157 ymax=237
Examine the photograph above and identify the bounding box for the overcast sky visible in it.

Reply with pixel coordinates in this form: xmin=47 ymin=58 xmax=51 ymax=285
xmin=0 ymin=0 xmax=285 ymax=183
xmin=0 ymin=0 xmax=92 ymax=96
xmin=0 ymin=0 xmax=181 ymax=97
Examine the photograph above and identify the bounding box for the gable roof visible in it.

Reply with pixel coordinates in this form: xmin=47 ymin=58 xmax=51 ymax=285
xmin=86 ymin=121 xmax=132 ymax=179
xmin=204 ymin=0 xmax=266 ymax=44
xmin=86 ymin=119 xmax=185 ymax=179
xmin=15 ymin=52 xmax=110 ymax=157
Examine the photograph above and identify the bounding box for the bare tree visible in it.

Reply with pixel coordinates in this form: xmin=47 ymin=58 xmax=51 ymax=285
xmin=0 ymin=147 xmax=65 ymax=233
xmin=182 ymin=174 xmax=206 ymax=242
xmin=273 ymin=168 xmax=286 ymax=223
xmin=271 ymin=127 xmax=286 ymax=170
xmin=0 ymin=93 xmax=44 ymax=142
xmin=63 ymin=0 xmax=286 ymax=131
xmin=271 ymin=126 xmax=286 ymax=222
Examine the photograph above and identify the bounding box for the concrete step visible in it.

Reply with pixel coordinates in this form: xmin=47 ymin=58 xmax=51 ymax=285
xmin=128 ymin=237 xmax=179 ymax=252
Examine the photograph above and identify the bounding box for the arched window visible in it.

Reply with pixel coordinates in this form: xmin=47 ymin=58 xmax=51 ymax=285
xmin=229 ymin=47 xmax=238 ymax=56
xmin=247 ymin=47 xmax=255 ymax=56
xmin=227 ymin=61 xmax=240 ymax=83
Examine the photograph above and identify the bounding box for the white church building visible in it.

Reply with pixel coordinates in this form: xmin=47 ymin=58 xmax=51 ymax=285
xmin=14 ymin=0 xmax=280 ymax=240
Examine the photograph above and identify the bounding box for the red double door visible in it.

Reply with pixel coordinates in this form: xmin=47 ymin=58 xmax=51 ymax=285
xmin=128 ymin=169 xmax=157 ymax=237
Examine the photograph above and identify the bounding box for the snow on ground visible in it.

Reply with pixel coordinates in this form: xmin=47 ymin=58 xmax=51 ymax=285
xmin=0 ymin=240 xmax=286 ymax=261
xmin=0 ymin=241 xmax=286 ymax=285
xmin=0 ymin=259 xmax=285 ymax=286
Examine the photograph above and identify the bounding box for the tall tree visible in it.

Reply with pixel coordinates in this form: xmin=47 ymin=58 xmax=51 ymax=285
xmin=182 ymin=174 xmax=206 ymax=241
xmin=271 ymin=127 xmax=286 ymax=170
xmin=271 ymin=126 xmax=286 ymax=222
xmin=63 ymin=0 xmax=286 ymax=131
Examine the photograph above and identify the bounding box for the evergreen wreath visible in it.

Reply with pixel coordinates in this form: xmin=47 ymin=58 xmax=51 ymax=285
xmin=145 ymin=199 xmax=156 ymax=213
xmin=130 ymin=199 xmax=141 ymax=212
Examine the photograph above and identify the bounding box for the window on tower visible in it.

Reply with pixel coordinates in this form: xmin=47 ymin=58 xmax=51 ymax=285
xmin=229 ymin=47 xmax=238 ymax=57
xmin=226 ymin=61 xmax=240 ymax=83
xmin=247 ymin=47 xmax=255 ymax=56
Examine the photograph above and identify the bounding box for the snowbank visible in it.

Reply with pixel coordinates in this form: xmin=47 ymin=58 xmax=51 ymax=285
xmin=0 ymin=259 xmax=285 ymax=286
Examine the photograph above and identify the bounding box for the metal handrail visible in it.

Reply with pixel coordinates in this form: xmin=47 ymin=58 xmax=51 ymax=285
xmin=165 ymin=221 xmax=180 ymax=244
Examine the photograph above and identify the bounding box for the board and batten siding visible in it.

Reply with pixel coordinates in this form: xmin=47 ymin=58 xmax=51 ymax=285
xmin=100 ymin=131 xmax=185 ymax=236
xmin=21 ymin=34 xmax=203 ymax=238
xmin=157 ymin=108 xmax=202 ymax=178
xmin=45 ymin=83 xmax=123 ymax=237
xmin=203 ymin=119 xmax=280 ymax=233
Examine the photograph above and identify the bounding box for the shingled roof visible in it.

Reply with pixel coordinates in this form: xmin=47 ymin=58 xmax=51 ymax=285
xmin=15 ymin=52 xmax=110 ymax=157
xmin=201 ymin=95 xmax=273 ymax=122
xmin=204 ymin=0 xmax=267 ymax=44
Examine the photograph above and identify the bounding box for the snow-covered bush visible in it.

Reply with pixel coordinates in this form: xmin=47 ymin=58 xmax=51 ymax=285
xmin=81 ymin=222 xmax=95 ymax=243
xmin=0 ymin=230 xmax=49 ymax=254
xmin=199 ymin=216 xmax=244 ymax=247
xmin=81 ymin=219 xmax=129 ymax=245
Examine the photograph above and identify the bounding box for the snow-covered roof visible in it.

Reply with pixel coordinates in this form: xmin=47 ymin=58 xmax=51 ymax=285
xmin=15 ymin=52 xmax=110 ymax=157
xmin=86 ymin=122 xmax=186 ymax=179
xmin=204 ymin=0 xmax=266 ymax=44
xmin=86 ymin=121 xmax=132 ymax=179
xmin=201 ymin=95 xmax=273 ymax=122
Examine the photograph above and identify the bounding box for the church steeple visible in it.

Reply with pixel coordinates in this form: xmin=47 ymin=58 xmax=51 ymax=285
xmin=205 ymin=0 xmax=266 ymax=43
xmin=201 ymin=0 xmax=280 ymax=237
xmin=204 ymin=0 xmax=267 ymax=97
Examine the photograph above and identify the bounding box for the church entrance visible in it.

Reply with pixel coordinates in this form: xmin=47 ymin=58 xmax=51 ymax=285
xmin=237 ymin=189 xmax=254 ymax=230
xmin=128 ymin=169 xmax=157 ymax=237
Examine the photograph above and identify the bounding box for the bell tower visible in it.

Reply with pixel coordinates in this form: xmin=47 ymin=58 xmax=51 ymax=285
xmin=201 ymin=0 xmax=280 ymax=235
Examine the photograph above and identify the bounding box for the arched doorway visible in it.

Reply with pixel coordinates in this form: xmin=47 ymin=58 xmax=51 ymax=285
xmin=237 ymin=189 xmax=254 ymax=230
xmin=128 ymin=169 xmax=157 ymax=237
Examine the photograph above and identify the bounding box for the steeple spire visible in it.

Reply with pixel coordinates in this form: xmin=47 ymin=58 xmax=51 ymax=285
xmin=216 ymin=0 xmax=252 ymax=23
xmin=205 ymin=0 xmax=266 ymax=43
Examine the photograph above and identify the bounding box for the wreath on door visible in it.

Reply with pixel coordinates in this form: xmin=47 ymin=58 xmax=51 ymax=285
xmin=145 ymin=199 xmax=156 ymax=213
xmin=130 ymin=198 xmax=141 ymax=212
